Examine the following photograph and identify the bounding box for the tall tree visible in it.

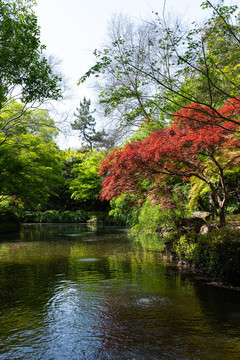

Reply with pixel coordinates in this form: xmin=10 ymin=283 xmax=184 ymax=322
xmin=71 ymin=97 xmax=115 ymax=150
xmin=71 ymin=97 xmax=97 ymax=150
xmin=0 ymin=0 xmax=62 ymax=142
xmin=79 ymin=1 xmax=240 ymax=130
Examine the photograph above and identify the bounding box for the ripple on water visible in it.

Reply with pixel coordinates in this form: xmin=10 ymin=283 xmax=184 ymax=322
xmin=74 ymin=258 xmax=102 ymax=262
xmin=135 ymin=295 xmax=169 ymax=307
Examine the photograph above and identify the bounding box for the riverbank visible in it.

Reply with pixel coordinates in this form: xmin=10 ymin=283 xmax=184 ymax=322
xmin=164 ymin=226 xmax=240 ymax=288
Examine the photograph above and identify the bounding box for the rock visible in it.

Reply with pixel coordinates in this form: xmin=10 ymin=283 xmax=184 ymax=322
xmin=191 ymin=211 xmax=212 ymax=221
xmin=157 ymin=224 xmax=173 ymax=238
xmin=199 ymin=224 xmax=209 ymax=234
xmin=200 ymin=223 xmax=219 ymax=235
xmin=175 ymin=217 xmax=206 ymax=234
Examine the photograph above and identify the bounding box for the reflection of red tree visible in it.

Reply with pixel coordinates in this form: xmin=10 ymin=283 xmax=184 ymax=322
xmin=99 ymin=98 xmax=240 ymax=225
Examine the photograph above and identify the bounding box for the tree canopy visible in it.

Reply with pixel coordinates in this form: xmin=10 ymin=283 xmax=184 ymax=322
xmin=69 ymin=150 xmax=106 ymax=202
xmin=0 ymin=0 xmax=63 ymax=147
xmin=0 ymin=133 xmax=63 ymax=209
xmin=99 ymin=98 xmax=240 ymax=226
xmin=0 ymin=0 xmax=62 ymax=108
xmin=0 ymin=102 xmax=63 ymax=210
xmin=79 ymin=1 xmax=240 ymax=130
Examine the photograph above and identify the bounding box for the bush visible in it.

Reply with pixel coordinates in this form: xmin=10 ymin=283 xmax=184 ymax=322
xmin=39 ymin=210 xmax=60 ymax=223
xmin=21 ymin=211 xmax=41 ymax=223
xmin=173 ymin=229 xmax=240 ymax=282
xmin=130 ymin=198 xmax=189 ymax=241
xmin=87 ymin=211 xmax=116 ymax=225
xmin=109 ymin=194 xmax=139 ymax=225
xmin=20 ymin=209 xmax=117 ymax=225
xmin=58 ymin=210 xmax=88 ymax=223
xmin=21 ymin=210 xmax=88 ymax=223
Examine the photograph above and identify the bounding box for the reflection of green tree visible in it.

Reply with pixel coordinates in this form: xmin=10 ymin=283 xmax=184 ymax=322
xmin=0 ymin=241 xmax=72 ymax=264
xmin=20 ymin=223 xmax=93 ymax=242
xmin=68 ymin=240 xmax=240 ymax=358
xmin=0 ymin=254 xmax=70 ymax=340
xmin=0 ymin=225 xmax=239 ymax=359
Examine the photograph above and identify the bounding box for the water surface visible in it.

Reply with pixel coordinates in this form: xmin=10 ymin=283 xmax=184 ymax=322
xmin=0 ymin=223 xmax=240 ymax=360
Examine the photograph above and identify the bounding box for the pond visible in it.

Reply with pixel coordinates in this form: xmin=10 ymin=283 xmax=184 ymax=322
xmin=0 ymin=223 xmax=240 ymax=360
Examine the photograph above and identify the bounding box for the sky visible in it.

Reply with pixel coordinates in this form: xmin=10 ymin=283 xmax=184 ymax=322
xmin=34 ymin=0 xmax=231 ymax=148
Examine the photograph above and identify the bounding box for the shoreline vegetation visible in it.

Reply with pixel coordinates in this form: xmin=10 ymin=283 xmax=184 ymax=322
xmin=130 ymin=209 xmax=240 ymax=287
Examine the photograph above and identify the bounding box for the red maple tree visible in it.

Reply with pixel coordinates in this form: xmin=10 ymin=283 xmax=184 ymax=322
xmin=99 ymin=98 xmax=240 ymax=226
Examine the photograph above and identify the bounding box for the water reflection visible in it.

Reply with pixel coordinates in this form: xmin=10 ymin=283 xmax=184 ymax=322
xmin=0 ymin=224 xmax=239 ymax=359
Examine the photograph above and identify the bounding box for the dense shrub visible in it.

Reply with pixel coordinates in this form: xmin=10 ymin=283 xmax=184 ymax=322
xmin=87 ymin=211 xmax=116 ymax=225
xmin=21 ymin=210 xmax=88 ymax=223
xmin=130 ymin=198 xmax=189 ymax=241
xmin=109 ymin=194 xmax=139 ymax=225
xmin=173 ymin=229 xmax=240 ymax=282
xmin=58 ymin=210 xmax=88 ymax=223
xmin=20 ymin=210 xmax=118 ymax=225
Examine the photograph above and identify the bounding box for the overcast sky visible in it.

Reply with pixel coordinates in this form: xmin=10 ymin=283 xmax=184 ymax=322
xmin=34 ymin=0 xmax=233 ymax=148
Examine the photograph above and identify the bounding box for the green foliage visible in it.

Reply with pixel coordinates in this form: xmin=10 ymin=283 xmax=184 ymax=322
xmin=0 ymin=195 xmax=24 ymax=214
xmin=58 ymin=210 xmax=88 ymax=223
xmin=130 ymin=196 xmax=189 ymax=247
xmin=109 ymin=194 xmax=139 ymax=225
xmin=188 ymin=177 xmax=211 ymax=211
xmin=21 ymin=210 xmax=88 ymax=223
xmin=0 ymin=133 xmax=64 ymax=209
xmin=173 ymin=229 xmax=240 ymax=281
xmin=173 ymin=233 xmax=199 ymax=261
xmin=125 ymin=119 xmax=165 ymax=143
xmin=129 ymin=200 xmax=171 ymax=251
xmin=21 ymin=210 xmax=116 ymax=225
xmin=0 ymin=0 xmax=61 ymax=108
xmin=188 ymin=166 xmax=240 ymax=214
xmin=0 ymin=100 xmax=58 ymax=141
xmin=69 ymin=150 xmax=105 ymax=202
xmin=87 ymin=211 xmax=116 ymax=225
xmin=71 ymin=98 xmax=108 ymax=150
xmin=131 ymin=199 xmax=165 ymax=232
xmin=0 ymin=101 xmax=64 ymax=234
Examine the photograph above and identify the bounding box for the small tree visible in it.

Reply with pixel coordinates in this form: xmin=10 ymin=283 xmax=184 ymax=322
xmin=71 ymin=97 xmax=114 ymax=150
xmin=99 ymin=98 xmax=240 ymax=226
xmin=71 ymin=97 xmax=96 ymax=150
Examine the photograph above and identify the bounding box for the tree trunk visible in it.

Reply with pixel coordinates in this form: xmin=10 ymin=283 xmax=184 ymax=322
xmin=208 ymin=192 xmax=217 ymax=216
xmin=219 ymin=204 xmax=226 ymax=227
